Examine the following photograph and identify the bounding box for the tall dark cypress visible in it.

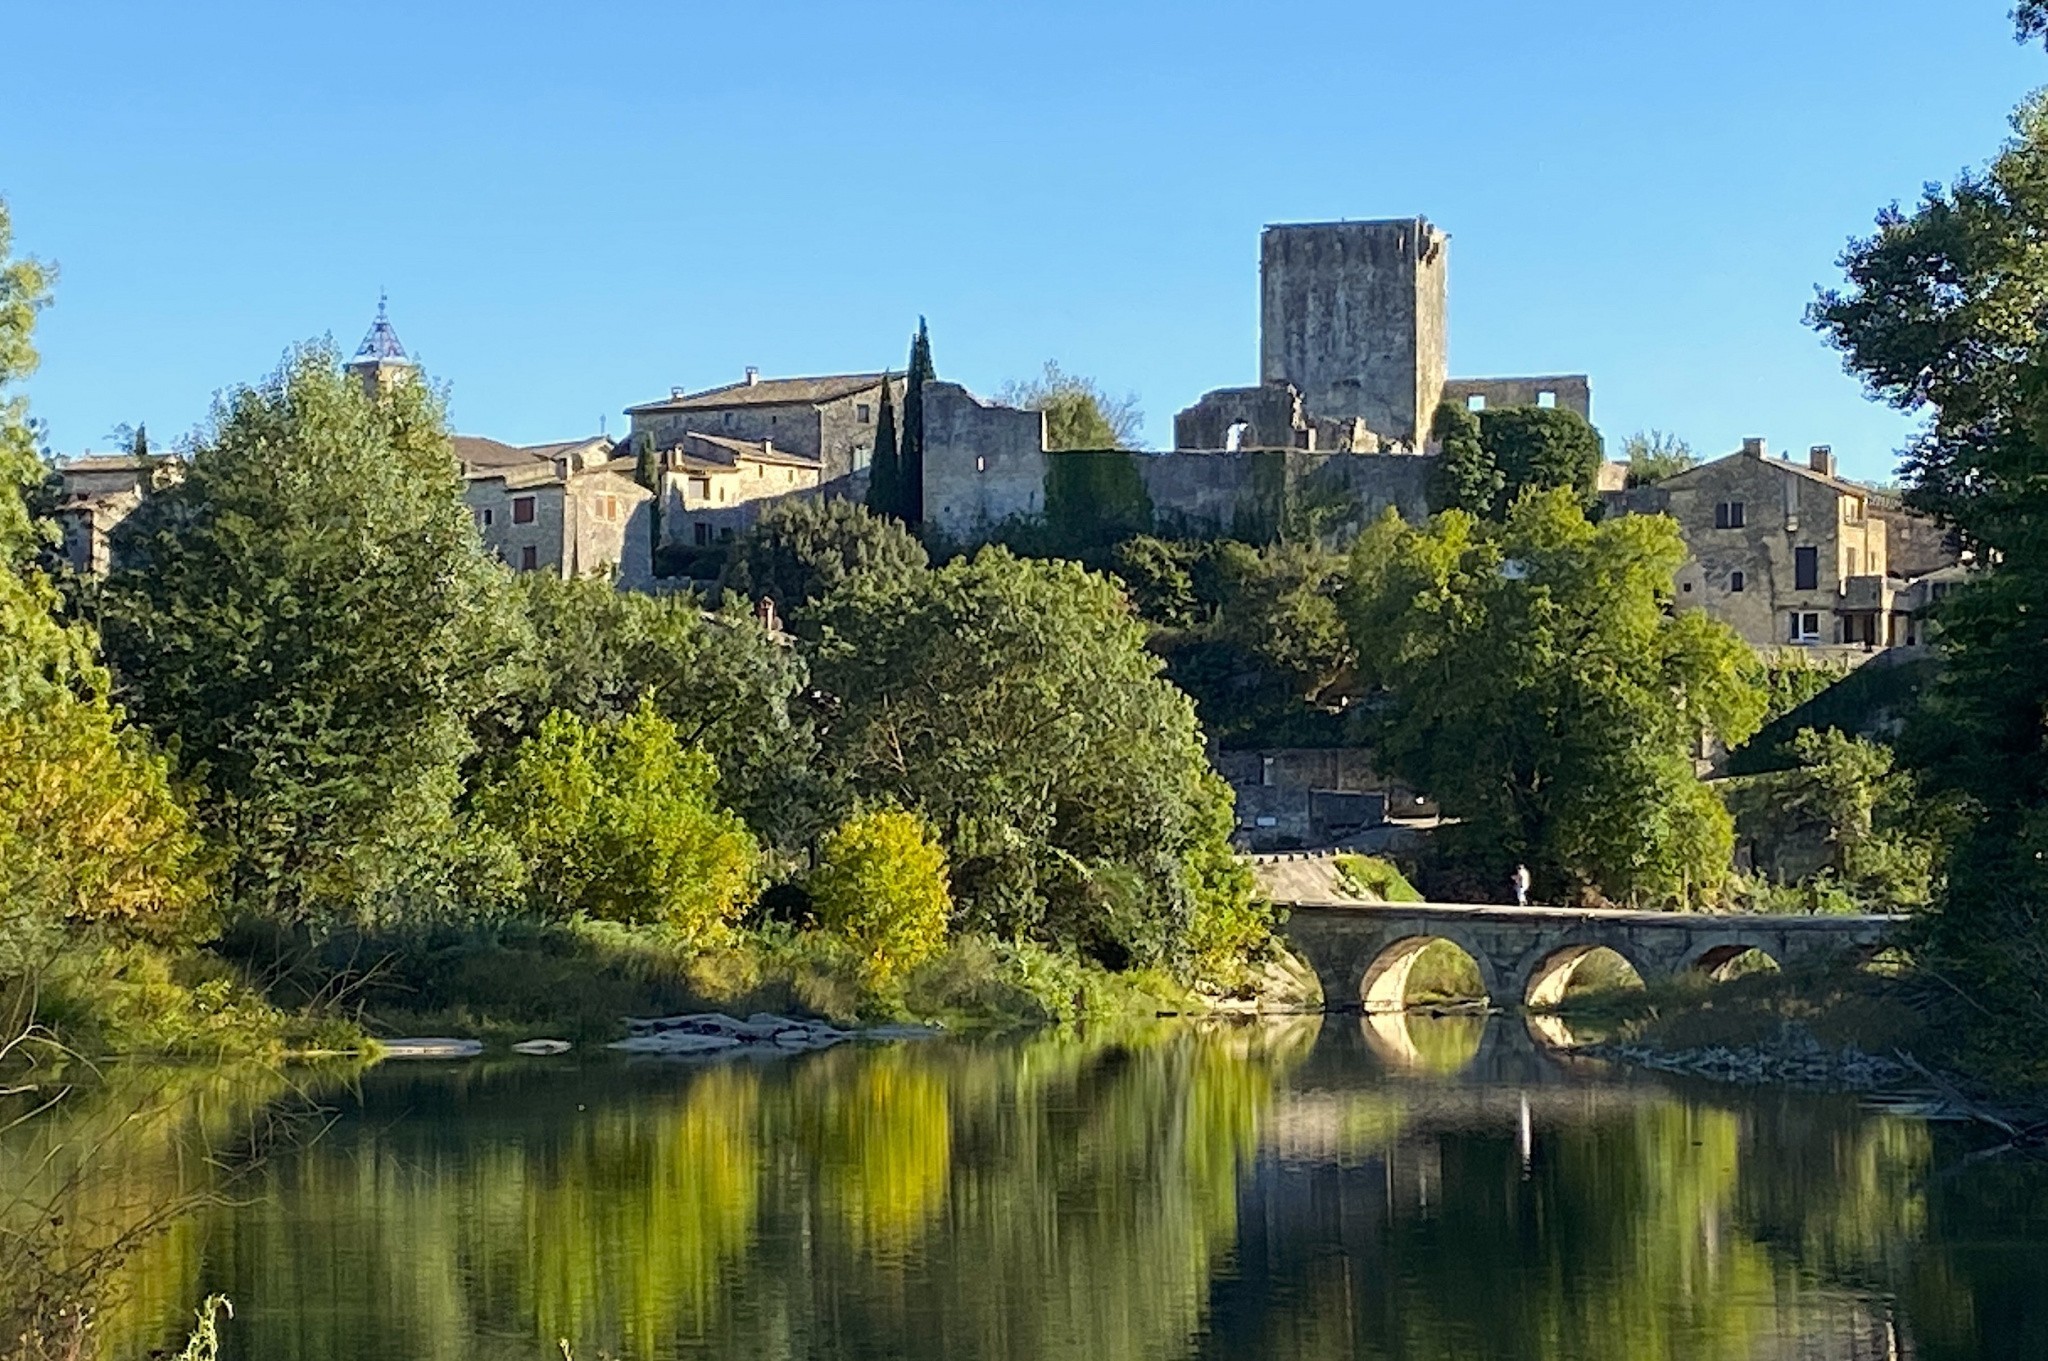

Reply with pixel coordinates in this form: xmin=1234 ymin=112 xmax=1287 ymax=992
xmin=899 ymin=318 xmax=933 ymax=526
xmin=865 ymin=369 xmax=900 ymax=520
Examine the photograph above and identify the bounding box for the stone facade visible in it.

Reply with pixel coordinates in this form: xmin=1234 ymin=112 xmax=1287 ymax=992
xmin=1440 ymin=375 xmax=1592 ymax=418
xmin=1606 ymin=439 xmax=1957 ymax=658
xmin=655 ymin=432 xmax=823 ymax=547
xmin=1214 ymin=748 xmax=1431 ymax=850
xmin=455 ymin=435 xmax=653 ymax=587
xmin=624 ymin=371 xmax=904 ymax=486
xmin=50 ymin=453 xmax=184 ymax=574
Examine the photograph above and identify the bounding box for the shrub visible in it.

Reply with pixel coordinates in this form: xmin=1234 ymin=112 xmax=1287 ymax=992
xmin=807 ymin=808 xmax=951 ymax=987
xmin=1334 ymin=854 xmax=1424 ymax=903
xmin=478 ymin=700 xmax=759 ymax=940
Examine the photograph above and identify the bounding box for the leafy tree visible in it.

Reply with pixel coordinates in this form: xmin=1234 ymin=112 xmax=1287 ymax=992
xmin=894 ymin=318 xmax=933 ymax=527
xmin=864 ymin=370 xmax=901 ymax=522
xmin=1810 ymin=59 xmax=2048 ymax=1066
xmin=801 ymin=547 xmax=1263 ymax=969
xmin=99 ymin=344 xmax=515 ymax=926
xmin=1621 ymin=430 xmax=1697 ymax=486
xmin=1479 ymin=406 xmax=1605 ymax=508
xmin=807 ymin=806 xmax=951 ymax=987
xmin=0 ymin=198 xmax=205 ymax=961
xmin=995 ymin=360 xmax=1144 ymax=450
xmin=478 ymin=701 xmax=759 ymax=937
xmin=1342 ymin=491 xmax=1764 ymax=906
xmin=492 ymin=572 xmax=819 ymax=846
xmin=1427 ymin=401 xmax=1502 ymax=515
xmin=719 ymin=495 xmax=928 ymax=617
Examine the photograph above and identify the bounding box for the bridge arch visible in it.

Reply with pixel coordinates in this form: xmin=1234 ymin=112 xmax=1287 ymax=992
xmin=1357 ymin=934 xmax=1501 ymax=1012
xmin=1690 ymin=941 xmax=1780 ymax=979
xmin=1521 ymin=943 xmax=1648 ymax=1008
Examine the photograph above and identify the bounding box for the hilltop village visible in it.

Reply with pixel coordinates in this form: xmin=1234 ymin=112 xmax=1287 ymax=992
xmin=49 ymin=218 xmax=1967 ymax=852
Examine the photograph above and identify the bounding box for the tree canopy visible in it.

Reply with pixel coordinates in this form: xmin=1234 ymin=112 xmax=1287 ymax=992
xmin=1621 ymin=430 xmax=1698 ymax=486
xmin=996 ymin=360 xmax=1144 ymax=450
xmin=719 ymin=496 xmax=928 ymax=618
xmin=1426 ymin=401 xmax=1603 ymax=516
xmin=1342 ymin=491 xmax=1763 ymax=906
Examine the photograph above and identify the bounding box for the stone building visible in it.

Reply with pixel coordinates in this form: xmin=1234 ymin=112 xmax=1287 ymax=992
xmin=651 ymin=432 xmax=823 ymax=547
xmin=1608 ymin=438 xmax=1959 ymax=658
xmin=453 ymin=435 xmax=653 ymax=587
xmin=623 ymin=370 xmax=903 ymax=486
xmin=346 ymin=296 xmax=419 ymax=398
xmin=1176 ymin=219 xmax=1590 ymax=454
xmin=50 ymin=452 xmax=183 ymax=574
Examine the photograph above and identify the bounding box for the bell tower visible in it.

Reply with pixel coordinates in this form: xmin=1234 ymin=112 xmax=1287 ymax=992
xmin=346 ymin=293 xmax=418 ymax=398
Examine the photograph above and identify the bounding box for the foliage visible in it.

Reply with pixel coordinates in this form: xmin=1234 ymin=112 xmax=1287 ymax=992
xmin=995 ymin=360 xmax=1144 ymax=450
xmin=99 ymin=344 xmax=515 ymax=928
xmin=807 ymin=807 xmax=952 ymax=988
xmin=478 ymin=702 xmax=759 ymax=939
xmin=872 ymin=320 xmax=932 ymax=526
xmin=631 ymin=430 xmax=661 ymax=557
xmin=1333 ymin=854 xmax=1423 ymax=903
xmin=1342 ymin=491 xmax=1765 ymax=907
xmin=719 ymin=495 xmax=928 ymax=617
xmin=1037 ymin=450 xmax=1156 ymax=555
xmin=1808 ymin=67 xmax=2048 ymax=1072
xmin=1479 ymin=405 xmax=1605 ymax=507
xmin=802 ymin=546 xmax=1267 ymax=970
xmin=1427 ymin=401 xmax=1502 ymax=515
xmin=1622 ymin=430 xmax=1698 ymax=486
xmin=863 ymin=369 xmax=901 ymax=524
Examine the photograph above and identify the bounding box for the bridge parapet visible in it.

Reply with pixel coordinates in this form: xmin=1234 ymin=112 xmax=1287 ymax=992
xmin=1279 ymin=901 xmax=1896 ymax=1011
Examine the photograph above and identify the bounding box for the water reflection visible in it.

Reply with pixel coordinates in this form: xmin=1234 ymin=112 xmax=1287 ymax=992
xmin=8 ymin=1017 xmax=2047 ymax=1360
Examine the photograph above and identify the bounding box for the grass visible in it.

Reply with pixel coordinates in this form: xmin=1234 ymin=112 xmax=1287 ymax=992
xmin=1333 ymin=855 xmax=1424 ymax=903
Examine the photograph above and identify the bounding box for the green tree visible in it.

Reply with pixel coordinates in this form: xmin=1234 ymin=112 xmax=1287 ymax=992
xmin=1621 ymin=429 xmax=1697 ymax=486
xmin=802 ymin=547 xmax=1264 ymax=969
xmin=808 ymin=807 xmax=952 ymax=987
xmin=1809 ymin=60 xmax=2048 ymax=1063
xmin=1479 ymin=406 xmax=1605 ymax=507
xmin=99 ymin=344 xmax=515 ymax=926
xmin=863 ymin=370 xmax=901 ymax=522
xmin=492 ymin=572 xmax=818 ymax=846
xmin=1342 ymin=491 xmax=1764 ymax=906
xmin=631 ymin=430 xmax=662 ymax=560
xmin=719 ymin=496 xmax=928 ymax=617
xmin=894 ymin=319 xmax=933 ymax=527
xmin=478 ymin=701 xmax=759 ymax=936
xmin=1426 ymin=401 xmax=1502 ymax=515
xmin=995 ymin=360 xmax=1144 ymax=450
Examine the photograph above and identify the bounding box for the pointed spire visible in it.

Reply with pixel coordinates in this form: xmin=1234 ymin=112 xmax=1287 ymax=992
xmin=353 ymin=291 xmax=411 ymax=363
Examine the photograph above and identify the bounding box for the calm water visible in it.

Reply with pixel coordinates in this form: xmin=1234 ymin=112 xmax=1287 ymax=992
xmin=14 ymin=1015 xmax=2048 ymax=1360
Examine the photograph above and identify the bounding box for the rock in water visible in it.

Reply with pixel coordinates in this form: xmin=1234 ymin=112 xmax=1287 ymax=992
xmin=608 ymin=1032 xmax=743 ymax=1055
xmin=380 ymin=1038 xmax=484 ymax=1059
xmin=511 ymin=1039 xmax=572 ymax=1056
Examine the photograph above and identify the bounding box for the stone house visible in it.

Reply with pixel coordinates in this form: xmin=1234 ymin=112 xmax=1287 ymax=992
xmin=50 ymin=452 xmax=184 ymax=573
xmin=453 ymin=435 xmax=653 ymax=587
xmin=624 ymin=370 xmax=904 ymax=486
xmin=652 ymin=432 xmax=823 ymax=548
xmin=1214 ymin=748 xmax=1435 ymax=851
xmin=1609 ymin=439 xmax=1957 ymax=658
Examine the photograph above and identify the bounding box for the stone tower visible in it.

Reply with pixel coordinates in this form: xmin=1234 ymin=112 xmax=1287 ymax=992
xmin=1259 ymin=219 xmax=1448 ymax=448
xmin=346 ymin=294 xmax=418 ymax=398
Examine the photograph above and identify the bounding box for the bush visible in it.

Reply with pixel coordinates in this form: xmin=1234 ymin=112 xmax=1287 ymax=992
xmin=1334 ymin=854 xmax=1423 ymax=903
xmin=807 ymin=808 xmax=951 ymax=987
xmin=478 ymin=700 xmax=759 ymax=940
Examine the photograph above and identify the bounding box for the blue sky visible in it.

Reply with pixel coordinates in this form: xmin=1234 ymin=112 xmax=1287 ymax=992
xmin=4 ymin=1 xmax=2041 ymax=480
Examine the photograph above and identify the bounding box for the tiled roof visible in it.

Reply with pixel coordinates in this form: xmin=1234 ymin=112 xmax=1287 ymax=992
xmin=1663 ymin=449 xmax=1891 ymax=503
xmin=683 ymin=432 xmax=823 ymax=469
xmin=626 ymin=372 xmax=886 ymax=414
xmin=452 ymin=435 xmax=611 ymax=469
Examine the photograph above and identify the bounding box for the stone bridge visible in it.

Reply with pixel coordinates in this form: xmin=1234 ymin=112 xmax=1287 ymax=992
xmin=1280 ymin=901 xmax=1896 ymax=1011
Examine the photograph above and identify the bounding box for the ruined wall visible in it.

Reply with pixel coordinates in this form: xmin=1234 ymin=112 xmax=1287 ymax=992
xmin=1259 ymin=219 xmax=1448 ymax=448
xmin=922 ymin=381 xmax=1049 ymax=541
xmin=1173 ymin=382 xmax=1379 ymax=453
xmin=1440 ymin=375 xmax=1592 ymax=420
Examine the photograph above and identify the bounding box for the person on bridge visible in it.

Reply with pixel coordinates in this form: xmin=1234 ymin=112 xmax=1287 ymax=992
xmin=1511 ymin=863 xmax=1532 ymax=908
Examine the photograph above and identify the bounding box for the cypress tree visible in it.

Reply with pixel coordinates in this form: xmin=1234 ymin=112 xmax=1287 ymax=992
xmin=865 ymin=369 xmax=900 ymax=520
xmin=632 ymin=430 xmax=663 ymax=563
xmin=899 ymin=318 xmax=933 ymax=527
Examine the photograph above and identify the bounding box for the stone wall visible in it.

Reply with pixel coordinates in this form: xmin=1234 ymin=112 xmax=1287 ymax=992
xmin=922 ymin=382 xmax=1050 ymax=537
xmin=1440 ymin=375 xmax=1592 ymax=420
xmin=630 ymin=402 xmax=825 ymax=467
xmin=1259 ymin=219 xmax=1448 ymax=448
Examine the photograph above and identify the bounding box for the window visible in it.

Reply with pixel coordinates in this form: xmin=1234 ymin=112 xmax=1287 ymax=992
xmin=478 ymin=507 xmax=494 ymax=527
xmin=1843 ymin=497 xmax=1864 ymax=524
xmin=1466 ymin=394 xmax=1486 ymax=412
xmin=1730 ymin=570 xmax=1745 ymax=592
xmin=601 ymin=496 xmax=618 ymax=522
xmin=1846 ymin=547 xmax=1858 ymax=575
xmin=688 ymin=476 xmax=711 ymax=501
xmin=512 ymin=496 xmax=536 ymax=525
xmin=1682 ymin=581 xmax=1693 ymax=593
xmin=1794 ymin=545 xmax=1819 ymax=591
xmin=519 ymin=545 xmax=539 ymax=571
xmin=1536 ymin=390 xmax=1557 ymax=409
xmin=1789 ymin=611 xmax=1822 ymax=643
xmin=718 ymin=526 xmax=734 ymax=542
xmin=975 ymin=455 xmax=987 ymax=474
xmin=722 ymin=412 xmax=735 ymax=430
xmin=857 ymin=404 xmax=871 ymax=424
xmin=694 ymin=522 xmax=711 ymax=546
xmin=1714 ymin=501 xmax=1745 ymax=529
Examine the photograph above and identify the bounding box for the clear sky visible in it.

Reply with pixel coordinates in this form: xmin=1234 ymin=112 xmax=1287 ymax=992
xmin=4 ymin=1 xmax=2042 ymax=480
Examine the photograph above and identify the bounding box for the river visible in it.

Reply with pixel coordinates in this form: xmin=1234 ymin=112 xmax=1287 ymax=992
xmin=6 ymin=1014 xmax=2046 ymax=1360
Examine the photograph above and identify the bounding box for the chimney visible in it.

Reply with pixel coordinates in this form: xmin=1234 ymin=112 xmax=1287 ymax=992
xmin=1741 ymin=437 xmax=1767 ymax=459
xmin=670 ymin=386 xmax=685 ymax=400
xmin=744 ymin=366 xmax=760 ymax=386
xmin=1809 ymin=444 xmax=1836 ymax=477
xmin=762 ymin=438 xmax=773 ymax=456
